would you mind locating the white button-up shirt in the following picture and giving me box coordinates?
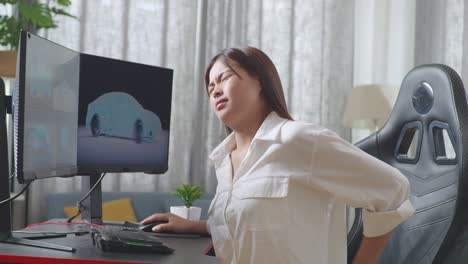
[207,112,414,264]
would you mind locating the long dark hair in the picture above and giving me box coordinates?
[204,47,293,122]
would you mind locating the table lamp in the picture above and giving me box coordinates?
[342,84,395,131]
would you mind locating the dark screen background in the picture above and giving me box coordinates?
[78,54,173,130]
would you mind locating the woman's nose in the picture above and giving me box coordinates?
[213,86,222,98]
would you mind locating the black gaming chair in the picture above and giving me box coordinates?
[346,64,468,264]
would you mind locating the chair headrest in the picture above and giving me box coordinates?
[376,64,465,177]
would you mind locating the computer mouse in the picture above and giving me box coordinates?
[139,221,167,232]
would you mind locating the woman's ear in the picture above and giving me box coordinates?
[256,78,263,93]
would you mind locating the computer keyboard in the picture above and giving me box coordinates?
[90,225,174,254]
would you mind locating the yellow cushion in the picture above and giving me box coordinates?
[64,198,137,222]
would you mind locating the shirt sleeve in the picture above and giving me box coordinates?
[301,128,415,237]
[206,221,211,235]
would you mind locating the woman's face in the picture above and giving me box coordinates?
[207,59,263,127]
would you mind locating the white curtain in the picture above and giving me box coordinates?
[352,0,466,119]
[413,0,464,75]
[19,0,355,223]
[351,0,416,143]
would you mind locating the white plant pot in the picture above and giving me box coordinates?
[170,206,201,221]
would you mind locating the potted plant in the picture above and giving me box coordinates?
[171,184,204,221]
[0,0,75,77]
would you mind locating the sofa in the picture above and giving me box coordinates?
[47,192,214,222]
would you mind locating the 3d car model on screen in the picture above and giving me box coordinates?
[85,92,162,143]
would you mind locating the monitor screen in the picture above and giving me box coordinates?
[77,54,173,174]
[14,31,80,183]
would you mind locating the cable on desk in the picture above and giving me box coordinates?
[0,180,32,205]
[67,173,106,223]
[25,221,104,229]
[9,172,15,181]
[13,230,85,235]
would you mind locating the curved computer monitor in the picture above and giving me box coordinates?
[14,31,80,183]
[14,31,173,183]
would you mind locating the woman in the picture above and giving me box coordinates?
[141,47,414,264]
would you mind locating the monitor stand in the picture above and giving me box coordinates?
[81,173,103,225]
[0,77,75,252]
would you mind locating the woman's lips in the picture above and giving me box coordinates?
[215,99,228,110]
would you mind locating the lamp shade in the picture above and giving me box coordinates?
[0,51,17,78]
[342,84,395,129]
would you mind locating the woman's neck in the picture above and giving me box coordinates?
[232,110,271,151]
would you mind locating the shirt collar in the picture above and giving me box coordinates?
[209,111,288,165]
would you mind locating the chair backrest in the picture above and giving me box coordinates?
[347,64,468,264]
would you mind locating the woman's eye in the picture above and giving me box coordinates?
[222,74,232,82]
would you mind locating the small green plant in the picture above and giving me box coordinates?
[174,184,204,208]
[0,0,76,50]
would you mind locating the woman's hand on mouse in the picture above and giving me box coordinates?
[140,213,207,234]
